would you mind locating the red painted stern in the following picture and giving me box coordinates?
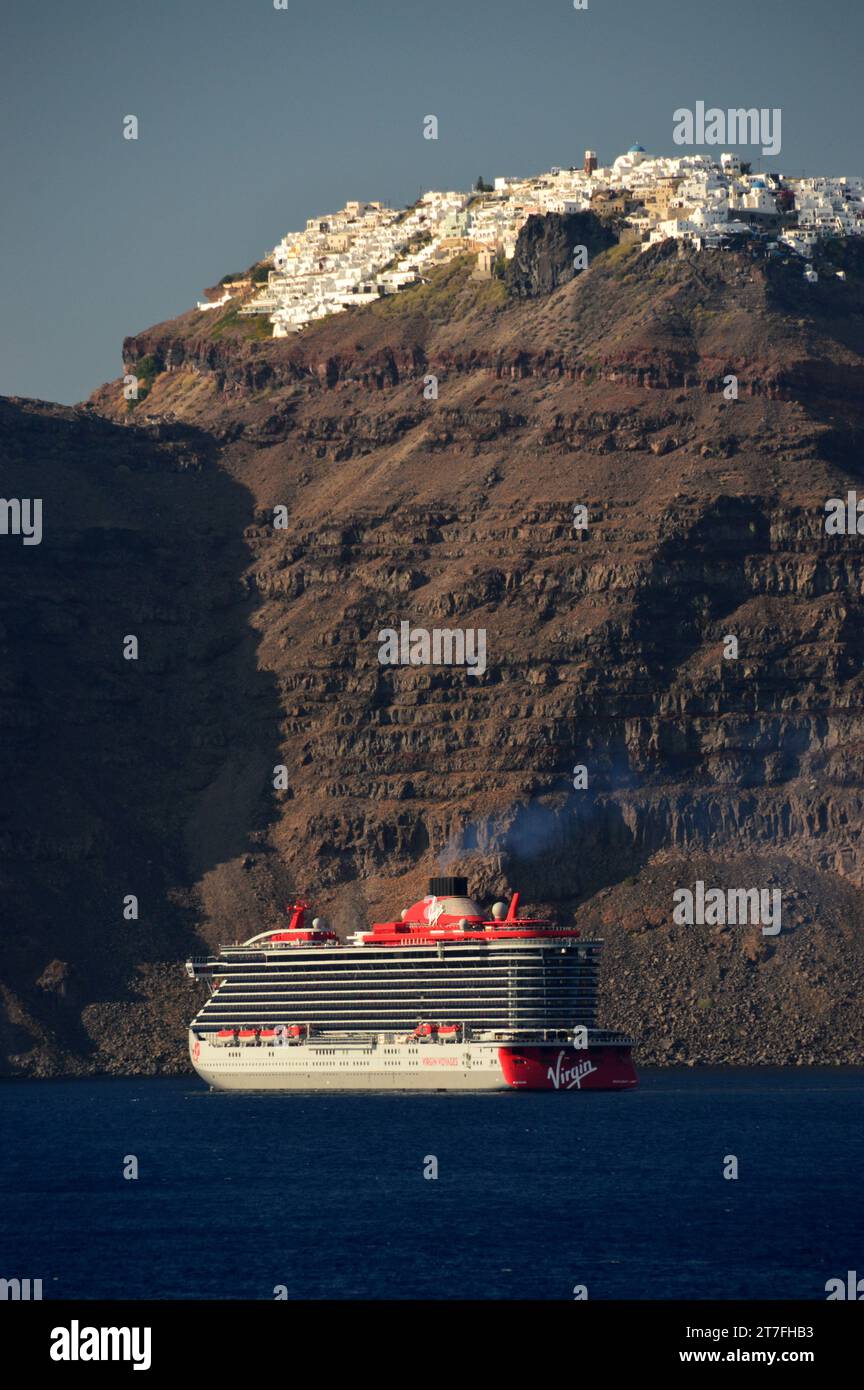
[499,1045,638,1091]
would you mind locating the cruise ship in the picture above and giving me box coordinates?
[184,876,638,1091]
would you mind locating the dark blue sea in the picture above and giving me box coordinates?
[2,1069,862,1301]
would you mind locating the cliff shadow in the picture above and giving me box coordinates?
[0,399,287,1069]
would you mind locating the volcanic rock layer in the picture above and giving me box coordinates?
[3,229,864,1073]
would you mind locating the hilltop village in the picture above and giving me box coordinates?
[198,145,864,335]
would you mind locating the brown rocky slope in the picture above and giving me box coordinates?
[3,225,864,1074]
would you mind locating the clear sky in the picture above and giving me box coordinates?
[1,0,862,405]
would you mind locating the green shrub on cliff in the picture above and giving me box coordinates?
[125,353,160,409]
[208,304,273,341]
[370,256,505,321]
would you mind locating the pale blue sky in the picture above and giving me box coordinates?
[1,0,861,404]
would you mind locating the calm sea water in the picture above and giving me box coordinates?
[2,1069,862,1301]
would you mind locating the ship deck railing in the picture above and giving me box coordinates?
[192,1025,636,1046]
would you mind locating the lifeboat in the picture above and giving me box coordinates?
[414,1021,461,1040]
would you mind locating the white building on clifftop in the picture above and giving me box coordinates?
[203,146,863,335]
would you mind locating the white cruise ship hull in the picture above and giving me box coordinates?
[191,1033,509,1090]
[189,1032,638,1092]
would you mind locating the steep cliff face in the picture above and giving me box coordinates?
[505,211,617,297]
[0,401,288,1073]
[4,231,864,1074]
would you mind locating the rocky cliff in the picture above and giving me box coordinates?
[505,210,617,297]
[3,224,864,1074]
